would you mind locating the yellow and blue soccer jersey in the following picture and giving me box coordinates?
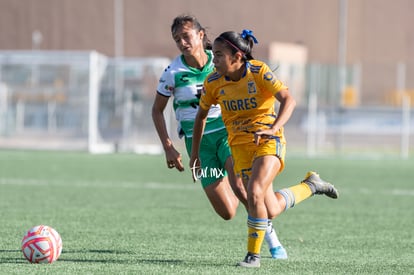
[200,60,288,145]
[157,50,225,138]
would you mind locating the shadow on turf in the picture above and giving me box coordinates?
[62,249,132,254]
[0,249,29,264]
[60,249,183,265]
[0,249,228,267]
[0,249,183,265]
[59,258,183,265]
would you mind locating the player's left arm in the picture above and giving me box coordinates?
[273,89,296,131]
[254,64,296,144]
[255,89,296,145]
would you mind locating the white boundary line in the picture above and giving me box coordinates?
[1,178,414,196]
[0,178,199,190]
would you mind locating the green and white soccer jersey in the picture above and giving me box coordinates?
[157,50,225,138]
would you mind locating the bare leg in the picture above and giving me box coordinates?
[247,156,280,218]
[203,175,240,220]
[224,156,248,209]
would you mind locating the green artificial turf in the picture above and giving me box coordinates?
[0,150,413,274]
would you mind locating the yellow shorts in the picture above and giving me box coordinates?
[231,137,286,182]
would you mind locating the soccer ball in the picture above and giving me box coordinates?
[21,225,62,263]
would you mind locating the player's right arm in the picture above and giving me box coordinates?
[152,92,184,171]
[189,105,209,181]
[190,79,217,180]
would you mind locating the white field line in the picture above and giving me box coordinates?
[0,178,414,196]
[390,189,414,196]
[0,178,198,190]
[1,178,414,196]
[352,187,414,196]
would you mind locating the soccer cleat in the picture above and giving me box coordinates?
[302,171,338,199]
[270,246,288,259]
[238,253,261,268]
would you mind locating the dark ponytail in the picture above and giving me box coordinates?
[215,29,258,61]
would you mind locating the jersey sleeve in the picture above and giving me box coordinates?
[156,65,175,97]
[199,78,217,110]
[259,63,288,96]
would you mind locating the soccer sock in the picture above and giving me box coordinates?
[277,183,312,211]
[264,220,282,249]
[247,216,267,255]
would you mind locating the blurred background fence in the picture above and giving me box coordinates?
[0,50,412,158]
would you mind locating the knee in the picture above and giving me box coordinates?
[267,193,286,218]
[218,209,236,221]
[248,183,265,199]
[267,203,284,219]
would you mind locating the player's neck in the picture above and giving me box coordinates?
[227,63,246,81]
[184,50,207,69]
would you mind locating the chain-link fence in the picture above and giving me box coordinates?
[0,51,412,158]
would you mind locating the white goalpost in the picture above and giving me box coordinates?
[87,51,114,153]
[0,51,176,154]
[0,50,114,153]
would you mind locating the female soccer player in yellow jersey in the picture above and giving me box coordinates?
[190,29,338,268]
[152,16,288,259]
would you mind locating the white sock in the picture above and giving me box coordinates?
[264,220,282,248]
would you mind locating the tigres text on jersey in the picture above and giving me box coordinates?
[200,60,288,145]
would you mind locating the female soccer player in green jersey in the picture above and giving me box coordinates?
[152,15,287,259]
[190,29,338,268]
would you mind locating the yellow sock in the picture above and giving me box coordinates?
[289,183,312,204]
[247,216,267,255]
[277,183,312,210]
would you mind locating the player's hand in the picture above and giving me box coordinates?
[189,155,201,182]
[254,129,275,145]
[165,146,184,171]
